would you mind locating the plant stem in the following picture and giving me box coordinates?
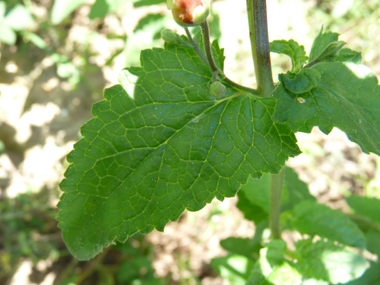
[246,0,283,239]
[184,27,210,66]
[246,0,274,97]
[270,168,284,239]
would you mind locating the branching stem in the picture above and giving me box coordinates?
[185,24,260,95]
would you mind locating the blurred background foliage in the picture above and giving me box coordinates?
[0,0,379,284]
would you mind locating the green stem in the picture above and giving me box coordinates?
[246,0,281,240]
[184,27,210,66]
[270,168,284,239]
[246,0,274,97]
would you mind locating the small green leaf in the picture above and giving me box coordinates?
[247,240,302,285]
[58,33,300,260]
[270,39,308,73]
[347,196,380,224]
[307,41,346,66]
[279,68,321,94]
[308,28,361,65]
[295,239,369,284]
[309,28,339,62]
[273,62,380,156]
[90,0,123,19]
[293,201,366,249]
[51,0,86,25]
[211,254,255,285]
[335,48,362,64]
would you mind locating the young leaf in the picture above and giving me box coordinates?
[58,35,300,260]
[346,196,380,223]
[293,201,366,249]
[309,28,361,65]
[270,40,308,73]
[279,68,321,94]
[247,240,302,285]
[294,239,369,284]
[309,28,339,62]
[273,62,380,156]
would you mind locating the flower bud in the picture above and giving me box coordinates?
[161,29,178,44]
[167,0,210,27]
[210,81,226,98]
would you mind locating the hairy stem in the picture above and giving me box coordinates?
[246,0,283,239]
[246,0,274,97]
[270,168,284,239]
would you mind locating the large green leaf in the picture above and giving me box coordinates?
[294,239,369,284]
[293,201,366,249]
[273,62,380,156]
[58,34,300,260]
[347,196,380,224]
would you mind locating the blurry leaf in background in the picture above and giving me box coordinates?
[51,0,86,25]
[133,0,166,8]
[247,240,302,285]
[89,0,124,19]
[294,239,369,284]
[134,13,165,33]
[346,196,380,223]
[293,201,366,249]
[220,237,261,259]
[282,167,316,211]
[239,174,272,213]
[3,4,34,31]
[211,254,255,285]
[0,3,34,45]
[237,167,315,219]
[0,139,4,155]
[23,32,47,49]
[237,191,268,224]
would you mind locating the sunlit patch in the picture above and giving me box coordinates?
[297,97,306,104]
[346,62,372,79]
[118,69,139,99]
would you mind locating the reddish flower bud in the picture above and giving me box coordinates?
[167,0,210,27]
